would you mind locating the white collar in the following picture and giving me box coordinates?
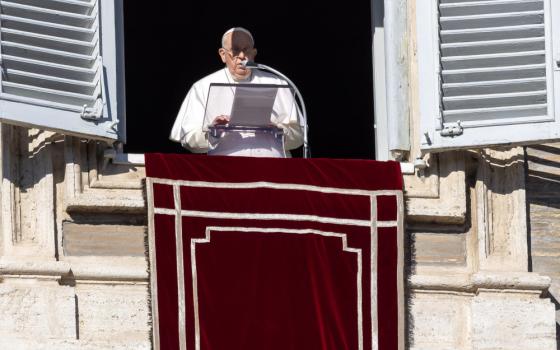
[224,67,253,83]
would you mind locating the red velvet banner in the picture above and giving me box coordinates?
[146,154,404,350]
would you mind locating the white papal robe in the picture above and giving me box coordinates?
[169,68,303,157]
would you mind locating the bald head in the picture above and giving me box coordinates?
[221,27,254,47]
[218,27,257,81]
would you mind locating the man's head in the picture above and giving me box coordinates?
[218,27,257,81]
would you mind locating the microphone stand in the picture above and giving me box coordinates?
[243,61,310,158]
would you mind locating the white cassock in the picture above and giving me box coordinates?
[169,68,303,157]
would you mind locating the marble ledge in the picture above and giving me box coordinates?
[0,259,148,282]
[410,272,551,294]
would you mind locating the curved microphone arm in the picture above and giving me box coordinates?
[244,61,310,158]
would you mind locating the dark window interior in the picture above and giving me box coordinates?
[123,2,375,159]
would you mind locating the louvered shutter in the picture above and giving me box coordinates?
[0,0,124,142]
[417,0,560,152]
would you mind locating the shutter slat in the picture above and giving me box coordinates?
[440,11,544,30]
[2,28,97,55]
[2,41,96,67]
[441,36,544,56]
[442,64,546,83]
[6,69,97,95]
[3,0,94,15]
[441,24,544,42]
[3,81,97,106]
[443,77,546,96]
[0,14,96,41]
[440,0,543,17]
[438,0,548,125]
[2,55,97,81]
[440,0,528,2]
[1,1,96,27]
[442,104,548,123]
[442,90,547,110]
[442,51,545,70]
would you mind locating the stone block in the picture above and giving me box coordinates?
[63,223,146,257]
[472,291,556,350]
[0,279,76,341]
[410,291,471,350]
[75,282,150,343]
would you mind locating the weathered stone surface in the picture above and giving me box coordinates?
[0,126,152,349]
[0,279,76,341]
[475,147,528,272]
[409,291,471,350]
[0,337,150,350]
[410,232,466,266]
[63,223,146,257]
[404,152,468,224]
[472,291,556,350]
[75,283,150,343]
[410,290,556,350]
[526,143,560,346]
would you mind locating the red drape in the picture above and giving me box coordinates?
[146,154,404,350]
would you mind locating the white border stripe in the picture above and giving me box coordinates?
[190,238,201,350]
[174,185,187,350]
[153,208,397,228]
[370,195,378,350]
[146,178,161,350]
[191,226,363,350]
[396,192,405,350]
[151,178,400,197]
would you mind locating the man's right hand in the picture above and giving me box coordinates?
[212,115,230,126]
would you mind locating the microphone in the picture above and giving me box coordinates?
[241,59,259,68]
[239,60,310,158]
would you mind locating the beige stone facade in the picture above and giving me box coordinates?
[0,125,149,349]
[0,128,557,349]
[1,1,559,349]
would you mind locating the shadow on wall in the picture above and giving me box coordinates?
[525,143,560,349]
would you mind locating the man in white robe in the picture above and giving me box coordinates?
[169,27,303,157]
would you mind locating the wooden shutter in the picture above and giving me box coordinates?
[417,0,560,152]
[0,0,124,141]
[440,0,548,123]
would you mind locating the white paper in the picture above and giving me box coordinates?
[229,86,279,126]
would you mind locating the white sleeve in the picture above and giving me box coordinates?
[271,87,304,150]
[169,84,209,153]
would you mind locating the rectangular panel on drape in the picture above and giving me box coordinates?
[145,154,404,350]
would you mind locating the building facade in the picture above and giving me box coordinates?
[0,0,559,349]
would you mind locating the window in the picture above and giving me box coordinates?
[417,0,560,152]
[0,0,124,142]
[0,0,375,155]
[122,3,375,158]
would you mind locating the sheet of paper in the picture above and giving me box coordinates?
[229,85,278,126]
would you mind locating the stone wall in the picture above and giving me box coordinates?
[0,125,150,349]
[405,148,556,350]
[0,125,557,349]
[526,143,560,348]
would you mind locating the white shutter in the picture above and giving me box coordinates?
[417,0,560,152]
[0,0,124,142]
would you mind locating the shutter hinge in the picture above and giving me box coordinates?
[440,121,463,137]
[80,97,103,120]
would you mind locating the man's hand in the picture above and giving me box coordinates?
[212,115,230,126]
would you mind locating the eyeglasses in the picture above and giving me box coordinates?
[222,47,254,58]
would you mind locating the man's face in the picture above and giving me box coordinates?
[219,31,257,80]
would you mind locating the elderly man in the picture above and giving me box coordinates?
[169,27,303,157]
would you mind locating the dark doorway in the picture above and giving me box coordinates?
[123,1,375,159]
